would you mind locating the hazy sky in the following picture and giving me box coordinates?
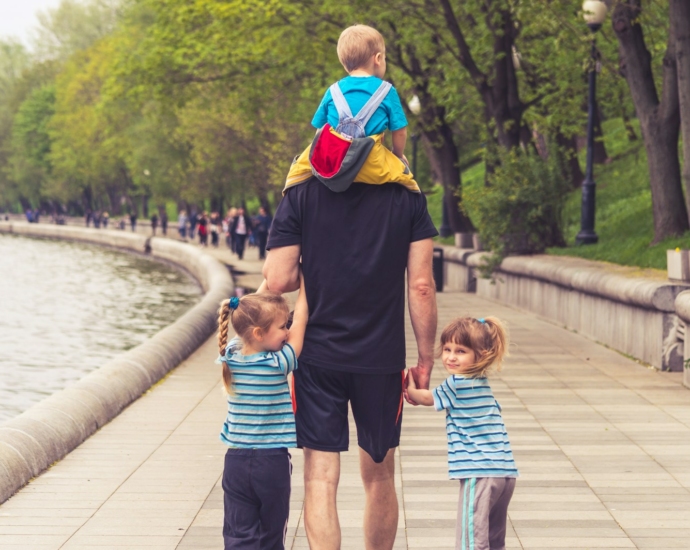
[1,0,63,46]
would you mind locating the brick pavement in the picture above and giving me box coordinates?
[0,245,689,549]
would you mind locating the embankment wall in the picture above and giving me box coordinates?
[0,222,233,503]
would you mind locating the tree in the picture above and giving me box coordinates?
[672,0,690,224]
[31,0,121,62]
[8,85,55,207]
[613,0,688,241]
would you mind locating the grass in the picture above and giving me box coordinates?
[549,118,689,270]
[427,118,688,270]
[426,162,485,246]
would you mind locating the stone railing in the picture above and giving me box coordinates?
[673,292,690,387]
[441,247,690,377]
[0,221,233,503]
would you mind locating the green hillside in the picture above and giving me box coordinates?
[428,119,688,270]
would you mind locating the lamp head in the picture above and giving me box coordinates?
[408,95,421,116]
[583,0,607,32]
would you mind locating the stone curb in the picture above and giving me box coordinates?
[441,247,686,312]
[675,291,690,323]
[0,221,234,504]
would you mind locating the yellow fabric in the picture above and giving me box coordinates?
[284,132,420,194]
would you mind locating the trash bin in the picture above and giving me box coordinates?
[433,247,444,292]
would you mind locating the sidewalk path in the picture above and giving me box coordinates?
[1,244,689,549]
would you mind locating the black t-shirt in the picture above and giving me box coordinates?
[267,180,438,374]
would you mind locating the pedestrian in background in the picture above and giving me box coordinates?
[254,206,272,260]
[189,210,198,239]
[225,207,238,252]
[151,213,159,235]
[161,211,168,236]
[178,210,188,239]
[210,212,220,248]
[198,212,208,246]
[231,207,252,260]
[130,212,137,232]
[103,211,109,228]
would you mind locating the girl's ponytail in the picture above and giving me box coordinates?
[480,316,508,373]
[217,300,234,394]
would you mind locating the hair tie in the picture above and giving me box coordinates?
[477,318,486,324]
[229,296,240,311]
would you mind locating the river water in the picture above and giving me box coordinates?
[0,233,202,423]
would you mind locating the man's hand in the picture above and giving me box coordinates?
[404,361,433,405]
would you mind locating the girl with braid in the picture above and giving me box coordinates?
[216,274,308,550]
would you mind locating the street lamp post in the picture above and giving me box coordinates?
[407,94,452,238]
[576,0,607,245]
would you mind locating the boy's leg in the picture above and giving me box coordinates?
[223,449,261,550]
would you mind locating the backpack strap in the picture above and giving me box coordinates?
[353,81,392,129]
[329,83,353,121]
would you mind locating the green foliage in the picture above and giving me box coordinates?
[8,85,55,204]
[549,118,688,270]
[465,145,569,273]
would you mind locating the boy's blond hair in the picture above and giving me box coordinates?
[337,25,385,73]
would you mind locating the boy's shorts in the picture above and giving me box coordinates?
[292,361,404,463]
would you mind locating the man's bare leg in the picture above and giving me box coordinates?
[360,448,398,550]
[304,448,341,549]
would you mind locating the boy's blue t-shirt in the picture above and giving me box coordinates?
[311,75,408,136]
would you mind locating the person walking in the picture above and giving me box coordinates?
[189,210,198,239]
[254,206,272,260]
[150,213,159,235]
[102,211,109,228]
[210,212,220,247]
[225,207,238,252]
[198,212,208,246]
[178,210,188,240]
[161,211,168,236]
[231,207,252,260]
[263,153,438,549]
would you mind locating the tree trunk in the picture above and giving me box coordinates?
[613,1,688,242]
[555,132,585,188]
[672,0,690,225]
[482,7,524,150]
[419,103,474,233]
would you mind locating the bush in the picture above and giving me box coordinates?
[464,145,569,275]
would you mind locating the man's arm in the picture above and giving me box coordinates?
[406,238,437,403]
[262,244,301,293]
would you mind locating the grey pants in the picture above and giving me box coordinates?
[456,477,516,550]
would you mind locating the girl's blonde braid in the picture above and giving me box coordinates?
[217,299,234,393]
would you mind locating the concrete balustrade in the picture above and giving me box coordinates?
[0,221,233,503]
[442,247,690,376]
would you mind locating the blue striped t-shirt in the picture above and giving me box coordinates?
[217,337,297,449]
[433,375,518,480]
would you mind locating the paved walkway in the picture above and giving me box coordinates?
[1,244,689,549]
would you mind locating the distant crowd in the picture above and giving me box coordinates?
[176,207,272,260]
[18,204,273,261]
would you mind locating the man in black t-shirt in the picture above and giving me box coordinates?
[264,179,438,550]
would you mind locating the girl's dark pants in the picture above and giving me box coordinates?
[222,448,291,550]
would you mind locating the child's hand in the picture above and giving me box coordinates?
[406,369,417,389]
